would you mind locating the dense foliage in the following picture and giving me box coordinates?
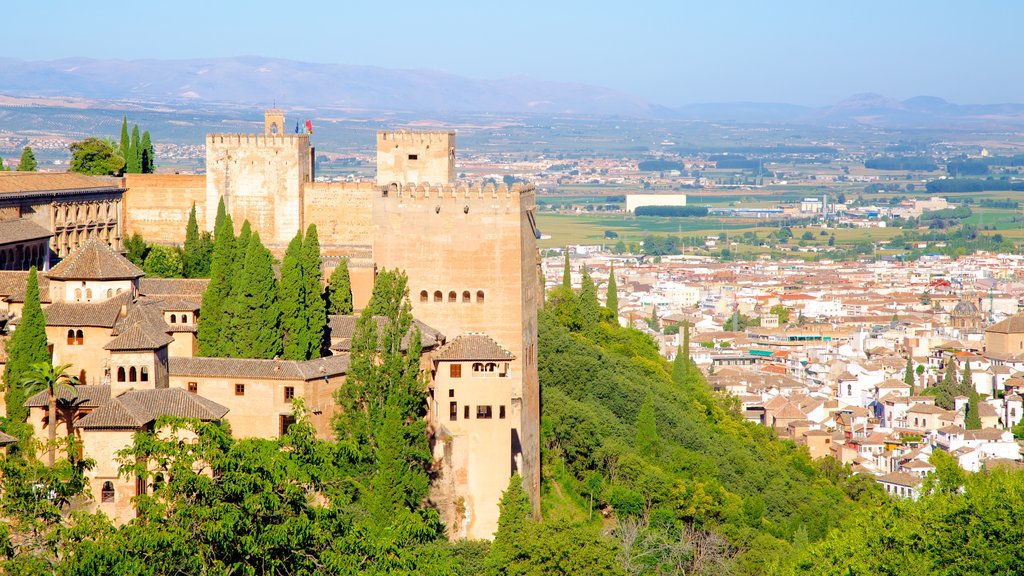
[634,205,709,217]
[925,177,1024,193]
[1,267,50,451]
[68,138,124,176]
[17,146,37,171]
[864,156,937,171]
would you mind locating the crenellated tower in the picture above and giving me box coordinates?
[376,131,456,186]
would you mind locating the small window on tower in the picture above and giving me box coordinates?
[464,405,470,419]
[284,386,295,401]
[499,405,506,419]
[450,402,458,421]
[187,382,197,394]
[476,406,493,419]
[408,154,418,160]
[450,364,462,378]
[235,384,245,396]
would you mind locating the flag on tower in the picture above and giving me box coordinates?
[306,120,313,135]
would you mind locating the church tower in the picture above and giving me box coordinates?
[264,109,286,135]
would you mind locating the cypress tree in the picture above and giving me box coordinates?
[119,116,130,163]
[962,361,973,397]
[635,392,659,458]
[219,221,252,356]
[140,130,154,173]
[197,200,234,356]
[127,125,141,174]
[966,388,982,430]
[577,265,600,330]
[183,203,200,277]
[17,146,37,171]
[2,268,51,448]
[904,357,915,394]
[279,231,307,360]
[326,257,353,315]
[606,264,618,316]
[486,473,533,572]
[562,248,571,289]
[227,232,281,359]
[301,224,325,360]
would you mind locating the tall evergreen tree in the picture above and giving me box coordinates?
[934,361,959,410]
[606,263,618,316]
[2,268,51,449]
[119,116,130,163]
[279,231,307,361]
[197,200,234,356]
[127,125,141,174]
[577,266,600,329]
[301,224,325,360]
[226,232,281,359]
[962,361,973,396]
[486,473,533,573]
[182,203,200,277]
[562,248,571,289]
[635,392,659,458]
[326,258,353,315]
[682,319,691,378]
[904,356,915,394]
[17,146,37,171]
[0,157,7,171]
[966,387,982,430]
[140,130,154,173]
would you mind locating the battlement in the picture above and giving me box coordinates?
[378,131,456,145]
[207,133,309,147]
[380,182,535,206]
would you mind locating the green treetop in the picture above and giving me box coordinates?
[326,258,353,315]
[2,267,52,449]
[486,473,533,573]
[635,392,659,459]
[127,124,141,174]
[140,130,154,173]
[577,266,600,329]
[301,224,325,360]
[606,264,618,316]
[182,203,213,278]
[69,137,125,176]
[904,357,915,393]
[965,387,982,430]
[562,249,571,289]
[962,361,973,395]
[279,231,307,361]
[0,157,7,171]
[119,116,130,162]
[226,231,281,359]
[197,199,234,356]
[17,146,37,171]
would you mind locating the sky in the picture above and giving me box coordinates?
[5,0,1022,106]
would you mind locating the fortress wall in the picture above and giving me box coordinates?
[377,131,455,186]
[205,134,310,250]
[122,174,206,244]
[303,181,375,255]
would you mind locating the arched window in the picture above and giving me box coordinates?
[847,384,852,395]
[476,290,485,304]
[101,481,115,503]
[129,367,137,382]
[140,367,149,382]
[472,362,484,373]
[116,288,122,294]
[106,289,112,298]
[74,288,82,301]
[75,330,84,345]
[170,314,177,324]
[79,369,86,384]
[485,363,497,372]
[433,291,443,302]
[67,329,75,345]
[85,289,92,300]
[448,291,457,303]
[117,367,126,382]
[462,290,470,303]
[419,290,428,303]
[182,314,189,323]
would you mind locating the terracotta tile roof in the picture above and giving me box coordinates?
[75,388,229,429]
[987,314,1024,335]
[44,291,130,328]
[104,322,173,351]
[877,471,923,488]
[169,354,350,381]
[47,239,143,281]
[0,271,52,303]
[0,173,122,195]
[0,218,52,246]
[138,278,209,296]
[24,384,111,408]
[432,332,515,362]
[156,298,200,312]
[327,315,443,352]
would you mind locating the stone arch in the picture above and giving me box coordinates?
[117,367,126,382]
[433,290,443,303]
[462,290,470,303]
[420,290,428,303]
[448,291,457,303]
[129,367,137,382]
[476,290,485,304]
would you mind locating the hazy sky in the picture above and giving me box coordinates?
[6,1,1021,106]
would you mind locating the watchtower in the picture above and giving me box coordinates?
[376,131,456,186]
[264,109,286,136]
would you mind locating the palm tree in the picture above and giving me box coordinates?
[21,362,79,466]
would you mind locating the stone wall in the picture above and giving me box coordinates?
[377,131,455,186]
[122,174,205,244]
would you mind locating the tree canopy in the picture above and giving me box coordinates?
[68,137,124,176]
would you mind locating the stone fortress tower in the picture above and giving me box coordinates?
[121,109,540,539]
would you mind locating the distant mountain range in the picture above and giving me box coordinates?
[2,56,1024,127]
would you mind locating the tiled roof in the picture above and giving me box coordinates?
[327,315,443,352]
[139,278,209,296]
[0,271,52,303]
[0,430,17,445]
[104,322,173,351]
[75,388,229,429]
[432,332,515,362]
[0,218,52,246]
[24,384,111,408]
[987,314,1024,335]
[44,291,130,328]
[47,239,144,280]
[0,173,122,195]
[877,471,923,487]
[169,354,350,381]
[157,298,200,312]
